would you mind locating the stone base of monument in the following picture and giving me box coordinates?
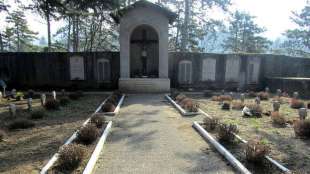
[119,78,170,93]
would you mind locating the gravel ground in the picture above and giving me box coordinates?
[94,94,236,174]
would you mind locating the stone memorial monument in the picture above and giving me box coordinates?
[111,0,177,92]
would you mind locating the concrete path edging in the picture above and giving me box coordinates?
[83,121,113,174]
[40,97,108,174]
[193,121,252,174]
[165,94,200,116]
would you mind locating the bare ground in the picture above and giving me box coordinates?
[191,94,310,174]
[0,94,107,174]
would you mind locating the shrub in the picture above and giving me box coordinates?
[211,96,220,101]
[293,119,310,138]
[102,102,116,112]
[58,144,85,171]
[271,111,286,126]
[175,94,187,103]
[44,99,60,110]
[90,115,105,128]
[68,91,83,100]
[221,102,230,110]
[184,100,199,112]
[232,101,245,110]
[27,89,35,98]
[218,123,238,143]
[0,129,5,141]
[218,95,233,102]
[246,104,263,117]
[257,92,269,100]
[290,98,305,109]
[248,91,257,98]
[8,119,35,130]
[77,124,100,145]
[107,95,118,105]
[203,117,219,131]
[307,103,310,109]
[16,92,24,101]
[112,90,122,99]
[246,139,270,162]
[170,90,180,100]
[59,97,70,106]
[30,109,46,119]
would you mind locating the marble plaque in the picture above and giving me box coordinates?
[70,56,85,80]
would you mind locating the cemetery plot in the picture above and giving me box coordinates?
[0,92,107,173]
[192,91,310,174]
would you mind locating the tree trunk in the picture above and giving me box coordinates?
[46,12,51,52]
[67,17,71,51]
[181,0,190,51]
[0,32,3,52]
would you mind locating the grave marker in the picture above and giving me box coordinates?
[298,108,307,120]
[9,104,16,117]
[273,101,281,111]
[27,98,32,111]
[41,94,46,106]
[52,91,56,100]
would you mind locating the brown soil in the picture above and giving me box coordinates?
[193,95,310,174]
[0,95,107,174]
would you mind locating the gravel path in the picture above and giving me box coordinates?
[94,94,236,174]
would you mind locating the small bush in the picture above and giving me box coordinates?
[271,111,286,126]
[68,91,83,100]
[248,91,257,98]
[77,124,100,145]
[30,109,46,119]
[44,99,60,110]
[256,92,269,100]
[0,129,5,141]
[218,95,233,102]
[170,90,180,100]
[293,119,310,138]
[232,101,245,110]
[211,96,220,101]
[245,104,263,117]
[59,97,70,106]
[27,89,35,98]
[307,103,310,109]
[58,144,85,171]
[102,102,116,112]
[90,115,105,128]
[107,95,118,105]
[112,90,122,99]
[290,98,305,109]
[218,123,238,143]
[221,102,230,110]
[175,94,187,103]
[203,117,219,131]
[246,139,270,163]
[8,119,35,130]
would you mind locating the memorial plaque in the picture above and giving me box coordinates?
[70,56,85,80]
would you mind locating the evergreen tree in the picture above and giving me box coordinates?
[285,2,310,55]
[4,10,38,52]
[224,11,270,53]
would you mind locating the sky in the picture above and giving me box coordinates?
[0,0,308,41]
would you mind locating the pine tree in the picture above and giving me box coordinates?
[285,2,310,55]
[223,11,270,53]
[5,10,37,52]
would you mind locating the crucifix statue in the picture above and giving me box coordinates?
[131,28,158,77]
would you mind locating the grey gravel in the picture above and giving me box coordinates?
[94,94,236,174]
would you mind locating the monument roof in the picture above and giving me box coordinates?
[110,0,177,24]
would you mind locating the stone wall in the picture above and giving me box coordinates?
[1,51,310,92]
[0,52,120,90]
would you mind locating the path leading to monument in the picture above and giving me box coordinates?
[94,94,235,174]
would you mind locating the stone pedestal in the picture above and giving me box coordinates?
[119,78,170,93]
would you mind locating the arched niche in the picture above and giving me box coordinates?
[130,25,159,78]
